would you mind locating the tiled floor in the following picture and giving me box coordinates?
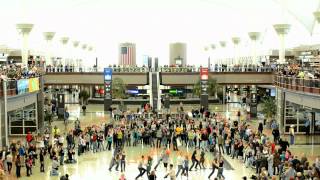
[5,94,320,180]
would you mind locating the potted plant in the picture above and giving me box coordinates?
[261,97,276,128]
[79,90,90,105]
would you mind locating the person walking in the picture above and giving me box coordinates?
[200,149,206,169]
[109,151,118,172]
[135,155,147,180]
[181,155,189,178]
[162,149,170,171]
[208,158,218,179]
[189,150,199,171]
[216,157,225,179]
[153,149,164,171]
[146,156,153,176]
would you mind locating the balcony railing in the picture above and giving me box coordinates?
[45,65,275,73]
[45,66,149,73]
[0,79,19,97]
[274,75,320,95]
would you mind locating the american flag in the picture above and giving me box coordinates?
[119,44,135,66]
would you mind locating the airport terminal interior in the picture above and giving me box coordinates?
[1,0,320,179]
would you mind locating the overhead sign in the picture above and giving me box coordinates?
[104,68,112,99]
[200,67,209,80]
[200,67,209,95]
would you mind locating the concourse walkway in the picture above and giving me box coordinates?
[6,96,320,180]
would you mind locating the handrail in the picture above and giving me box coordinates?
[45,65,275,73]
[274,75,320,95]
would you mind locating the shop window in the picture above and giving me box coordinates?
[8,103,37,135]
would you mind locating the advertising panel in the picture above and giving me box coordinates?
[28,78,40,92]
[17,79,29,94]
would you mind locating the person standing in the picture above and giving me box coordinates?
[25,155,33,177]
[15,155,21,178]
[120,151,126,172]
[305,118,311,135]
[6,152,12,174]
[40,149,45,172]
[217,134,224,154]
[107,134,113,151]
[135,155,147,180]
[59,147,64,165]
[289,125,295,145]
[175,153,184,177]
[267,152,274,177]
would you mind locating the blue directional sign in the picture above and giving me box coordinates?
[104,68,113,99]
[104,68,112,81]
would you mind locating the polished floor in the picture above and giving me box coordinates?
[5,95,320,180]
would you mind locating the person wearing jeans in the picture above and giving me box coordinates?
[120,151,126,172]
[135,156,147,180]
[176,153,184,177]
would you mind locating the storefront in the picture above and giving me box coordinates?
[8,103,38,135]
[284,101,320,134]
[93,85,104,98]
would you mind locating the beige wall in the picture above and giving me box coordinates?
[161,72,274,85]
[7,93,37,112]
[285,90,320,109]
[45,72,274,85]
[44,73,148,85]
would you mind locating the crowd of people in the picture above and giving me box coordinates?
[0,63,43,80]
[45,63,279,74]
[278,64,320,80]
[0,103,319,180]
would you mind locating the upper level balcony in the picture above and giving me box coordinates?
[274,75,320,95]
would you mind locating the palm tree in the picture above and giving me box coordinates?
[79,90,90,105]
[112,77,126,99]
[193,78,222,98]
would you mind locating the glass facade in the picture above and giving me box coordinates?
[8,103,37,135]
